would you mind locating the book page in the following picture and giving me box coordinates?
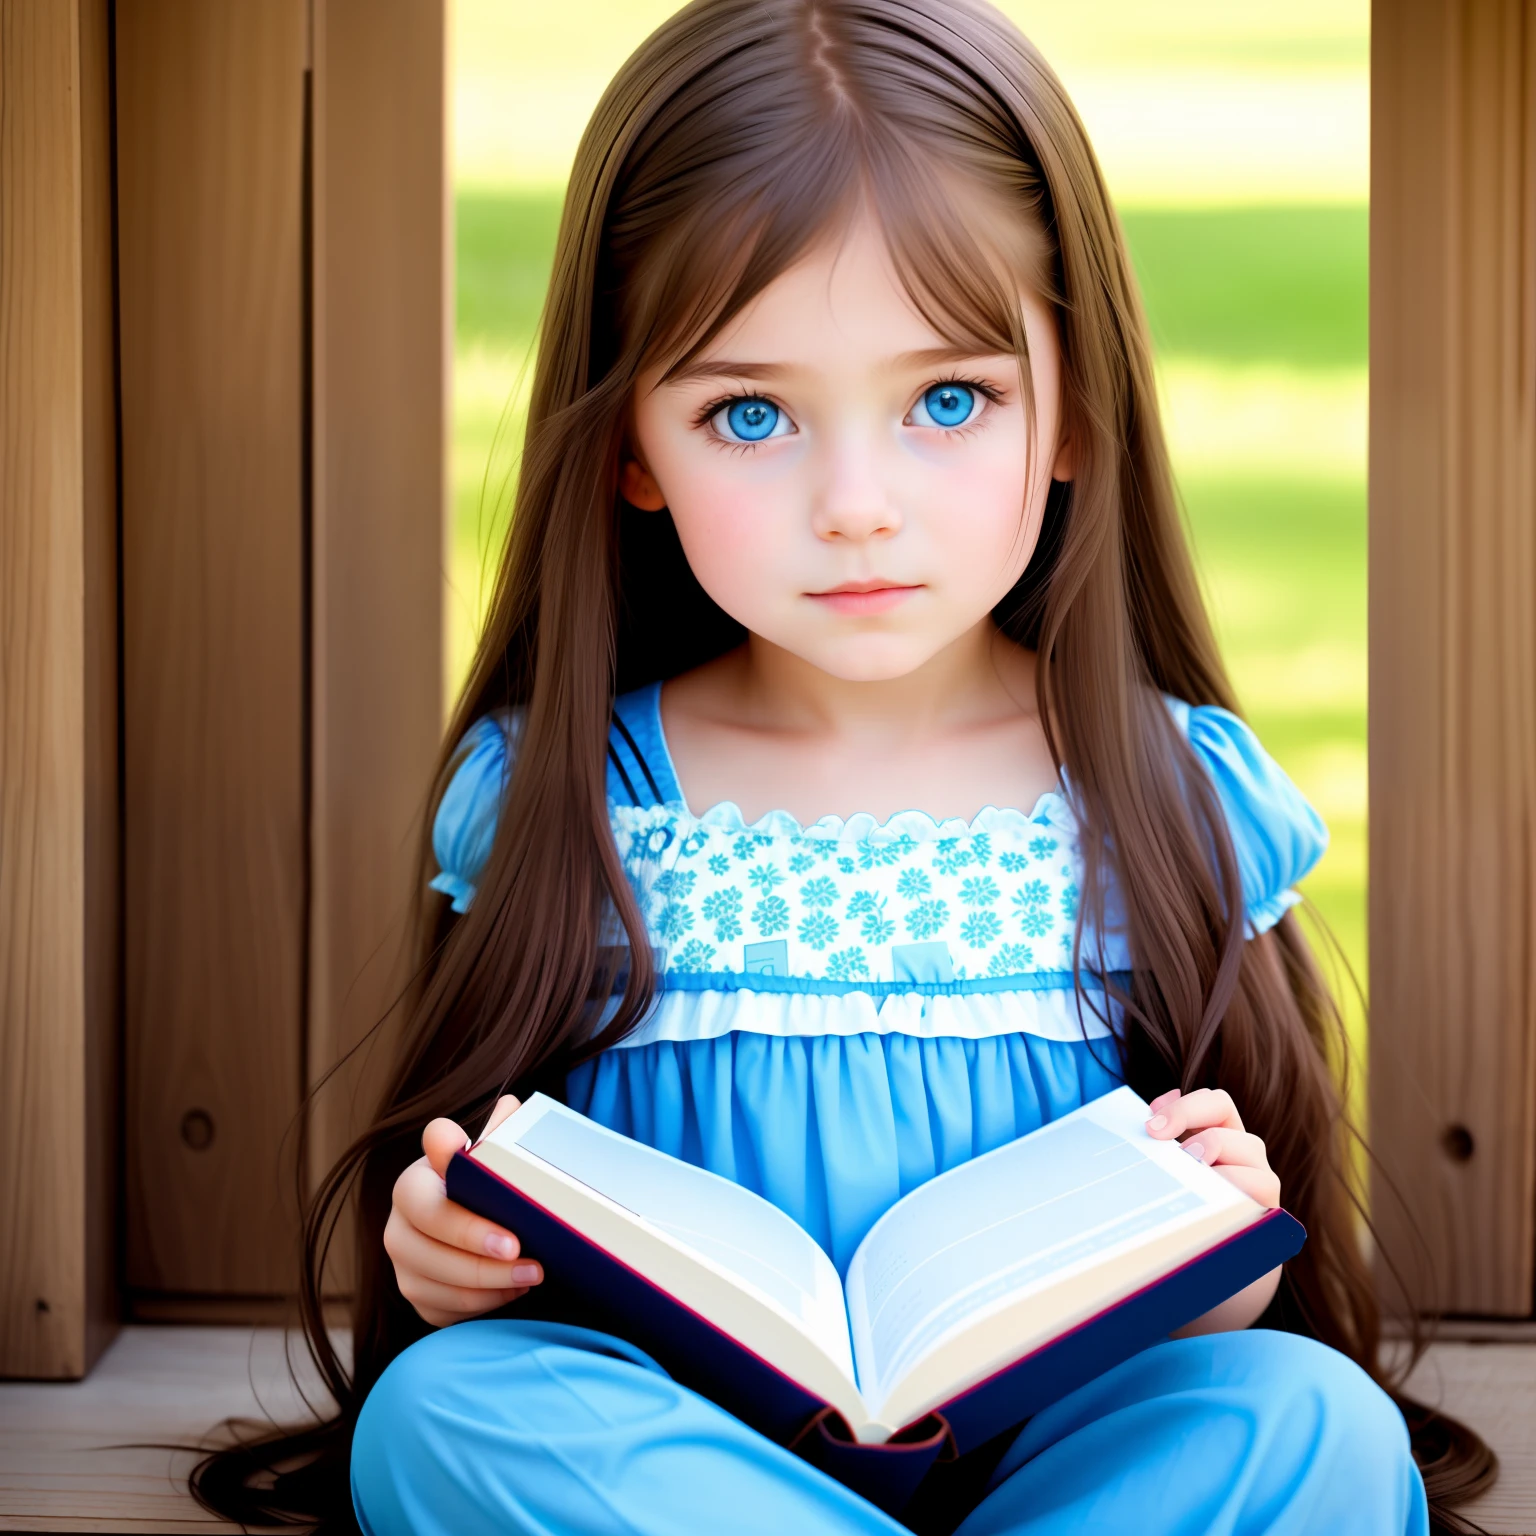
[498,1098,855,1378]
[844,1086,1252,1407]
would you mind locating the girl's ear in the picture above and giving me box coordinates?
[620,455,667,511]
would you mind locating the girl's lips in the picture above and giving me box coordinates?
[807,585,921,615]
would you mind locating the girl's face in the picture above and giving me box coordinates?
[622,206,1071,683]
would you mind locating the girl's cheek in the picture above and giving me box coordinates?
[669,483,797,611]
[913,451,1033,558]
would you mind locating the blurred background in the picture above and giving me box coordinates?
[447,0,1369,1041]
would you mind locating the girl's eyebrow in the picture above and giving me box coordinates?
[894,345,1012,368]
[661,358,790,386]
[662,345,1007,388]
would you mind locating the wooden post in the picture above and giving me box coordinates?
[0,0,120,1377]
[2,0,444,1345]
[308,0,445,1282]
[117,0,309,1299]
[1369,0,1536,1316]
[112,0,444,1316]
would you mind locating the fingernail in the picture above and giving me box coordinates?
[1183,1141,1206,1162]
[1147,1114,1168,1132]
[485,1233,516,1259]
[512,1264,541,1284]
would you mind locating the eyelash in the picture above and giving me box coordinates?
[916,375,1006,438]
[691,375,1007,450]
[691,390,778,455]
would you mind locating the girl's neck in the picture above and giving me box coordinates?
[730,623,1032,741]
[658,623,1062,825]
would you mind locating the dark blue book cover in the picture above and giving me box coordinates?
[448,1141,1304,1514]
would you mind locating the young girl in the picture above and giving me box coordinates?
[198,1,1492,1532]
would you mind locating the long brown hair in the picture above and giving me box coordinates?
[194,2,1494,1530]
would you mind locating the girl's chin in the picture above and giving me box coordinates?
[773,637,956,684]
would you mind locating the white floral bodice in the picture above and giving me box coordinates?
[430,680,1326,1048]
[611,800,1085,989]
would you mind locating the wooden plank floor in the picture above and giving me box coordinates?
[0,1327,336,1534]
[1403,1338,1536,1534]
[0,1327,1532,1532]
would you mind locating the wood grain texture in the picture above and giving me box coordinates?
[117,0,307,1296]
[0,1326,340,1531]
[1403,1343,1536,1532]
[307,0,446,1286]
[1369,0,1536,1315]
[0,0,119,1379]
[77,0,121,1382]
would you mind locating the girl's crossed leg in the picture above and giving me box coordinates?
[351,1320,1427,1536]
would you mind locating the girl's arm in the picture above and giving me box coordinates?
[1143,1087,1285,1338]
[1173,1266,1283,1337]
[385,1094,545,1327]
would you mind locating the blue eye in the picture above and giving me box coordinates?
[912,383,978,429]
[715,397,787,443]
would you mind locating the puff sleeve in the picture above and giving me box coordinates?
[428,711,522,913]
[1165,697,1329,936]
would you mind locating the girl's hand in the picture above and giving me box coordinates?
[1145,1088,1282,1335]
[1144,1087,1281,1207]
[384,1095,543,1328]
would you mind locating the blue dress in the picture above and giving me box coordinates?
[351,681,1427,1536]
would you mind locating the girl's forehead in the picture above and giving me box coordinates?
[707,216,943,348]
[650,202,1037,387]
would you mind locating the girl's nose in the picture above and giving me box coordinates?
[810,434,902,542]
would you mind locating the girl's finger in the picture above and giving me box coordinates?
[482,1094,521,1137]
[1179,1127,1268,1171]
[1206,1162,1282,1209]
[384,1208,542,1292]
[1145,1087,1243,1139]
[422,1097,522,1179]
[395,1269,530,1323]
[393,1156,525,1260]
[422,1116,472,1179]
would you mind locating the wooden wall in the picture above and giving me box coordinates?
[308,0,447,1291]
[117,0,310,1300]
[1370,0,1536,1316]
[1,0,444,1360]
[116,0,445,1314]
[0,0,120,1379]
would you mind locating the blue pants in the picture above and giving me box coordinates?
[352,1320,1428,1535]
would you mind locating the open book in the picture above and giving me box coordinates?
[449,1085,1302,1469]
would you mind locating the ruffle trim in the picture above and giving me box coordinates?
[1246,887,1302,937]
[428,870,476,915]
[598,983,1119,1049]
[609,789,1078,843]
